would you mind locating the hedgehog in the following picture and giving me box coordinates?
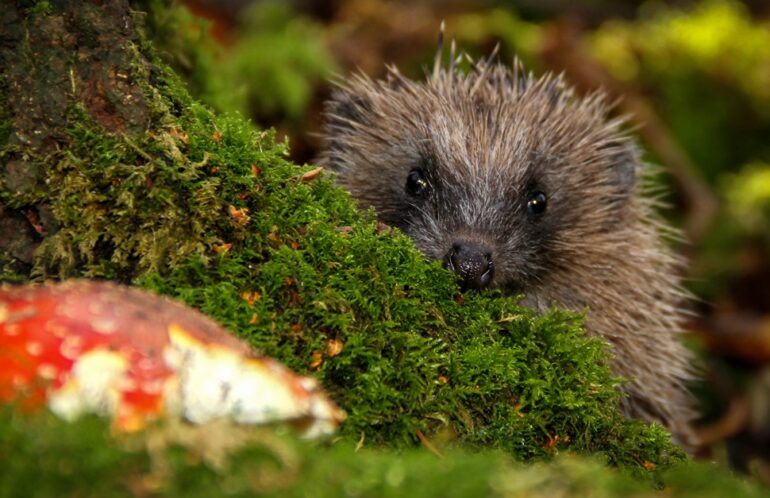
[316,34,697,447]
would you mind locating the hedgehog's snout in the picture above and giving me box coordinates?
[444,241,494,291]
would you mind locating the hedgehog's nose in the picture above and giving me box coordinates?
[444,241,494,291]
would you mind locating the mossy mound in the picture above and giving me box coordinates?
[0,0,690,492]
[3,33,683,479]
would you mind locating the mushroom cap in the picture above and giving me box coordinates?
[0,280,344,436]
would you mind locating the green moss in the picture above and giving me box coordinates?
[142,260,683,482]
[25,2,52,16]
[0,409,148,498]
[0,408,766,498]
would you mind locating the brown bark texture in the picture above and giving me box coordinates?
[0,0,150,277]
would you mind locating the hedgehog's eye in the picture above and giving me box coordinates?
[405,169,429,197]
[527,191,547,215]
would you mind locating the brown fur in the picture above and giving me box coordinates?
[317,43,697,447]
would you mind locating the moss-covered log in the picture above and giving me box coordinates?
[4,1,762,496]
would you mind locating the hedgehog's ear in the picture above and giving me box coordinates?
[327,89,371,133]
[322,89,373,168]
[604,141,638,197]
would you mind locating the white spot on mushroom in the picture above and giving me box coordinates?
[87,301,106,316]
[176,346,244,423]
[12,374,27,388]
[163,344,183,370]
[304,397,347,439]
[37,364,58,380]
[48,349,128,420]
[6,305,37,322]
[141,379,164,395]
[4,323,20,336]
[165,323,343,436]
[119,377,137,392]
[161,375,181,416]
[299,377,319,391]
[44,321,69,338]
[90,318,118,335]
[58,302,81,320]
[26,341,43,357]
[137,357,159,371]
[60,335,84,360]
[226,361,304,425]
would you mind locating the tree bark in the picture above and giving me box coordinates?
[0,0,150,277]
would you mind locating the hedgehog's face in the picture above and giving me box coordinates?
[320,68,639,294]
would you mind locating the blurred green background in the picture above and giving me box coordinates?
[148,0,770,480]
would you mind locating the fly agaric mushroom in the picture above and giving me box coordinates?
[0,280,345,437]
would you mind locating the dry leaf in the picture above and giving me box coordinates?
[228,205,250,226]
[326,338,344,357]
[240,291,261,306]
[310,351,323,370]
[169,127,189,144]
[298,167,323,182]
[213,243,232,254]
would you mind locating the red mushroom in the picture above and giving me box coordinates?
[0,280,345,436]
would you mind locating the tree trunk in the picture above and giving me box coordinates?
[1,0,150,278]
